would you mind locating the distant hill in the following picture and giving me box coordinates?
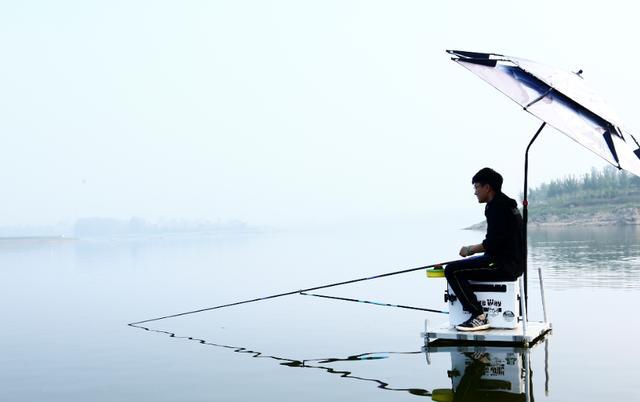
[466,167,640,229]
[0,217,261,239]
[72,217,254,237]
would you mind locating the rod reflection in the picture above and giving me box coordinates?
[130,323,431,397]
[130,323,549,400]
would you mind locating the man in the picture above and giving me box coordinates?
[445,167,524,331]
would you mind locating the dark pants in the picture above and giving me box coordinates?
[444,255,515,317]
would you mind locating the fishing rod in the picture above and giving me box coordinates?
[129,258,461,326]
[299,292,449,314]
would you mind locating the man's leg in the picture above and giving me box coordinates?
[445,256,515,331]
[444,255,493,318]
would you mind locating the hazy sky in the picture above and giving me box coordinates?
[2,1,639,226]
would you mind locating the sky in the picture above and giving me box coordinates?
[2,1,640,227]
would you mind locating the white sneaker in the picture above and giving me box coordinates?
[456,315,489,331]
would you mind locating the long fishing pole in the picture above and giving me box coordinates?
[299,292,449,314]
[129,258,461,326]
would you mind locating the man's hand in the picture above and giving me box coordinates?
[459,243,485,257]
[460,246,473,257]
[459,245,474,257]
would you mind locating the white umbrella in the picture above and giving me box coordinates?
[447,50,640,177]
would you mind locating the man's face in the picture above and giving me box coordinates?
[473,182,492,203]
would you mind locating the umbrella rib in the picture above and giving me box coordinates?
[628,132,640,149]
[524,88,553,110]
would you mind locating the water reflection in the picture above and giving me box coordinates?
[130,323,432,397]
[425,342,549,402]
[529,226,640,289]
[131,323,549,401]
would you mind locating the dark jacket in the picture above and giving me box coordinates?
[482,192,524,279]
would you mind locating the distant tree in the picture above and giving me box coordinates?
[527,166,640,205]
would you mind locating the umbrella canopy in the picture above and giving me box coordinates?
[447,50,640,177]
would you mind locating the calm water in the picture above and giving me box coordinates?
[2,221,640,401]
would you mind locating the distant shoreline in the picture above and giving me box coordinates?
[0,236,75,242]
[464,207,640,230]
[0,217,264,239]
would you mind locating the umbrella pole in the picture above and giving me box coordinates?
[523,122,546,318]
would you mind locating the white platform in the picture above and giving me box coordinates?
[422,320,551,347]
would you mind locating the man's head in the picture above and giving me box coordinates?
[472,167,503,203]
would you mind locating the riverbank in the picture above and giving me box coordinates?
[465,205,640,230]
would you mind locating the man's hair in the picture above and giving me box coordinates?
[472,167,503,192]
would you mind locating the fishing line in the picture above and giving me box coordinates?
[299,292,449,314]
[129,258,460,325]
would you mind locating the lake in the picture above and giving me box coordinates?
[2,220,640,401]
